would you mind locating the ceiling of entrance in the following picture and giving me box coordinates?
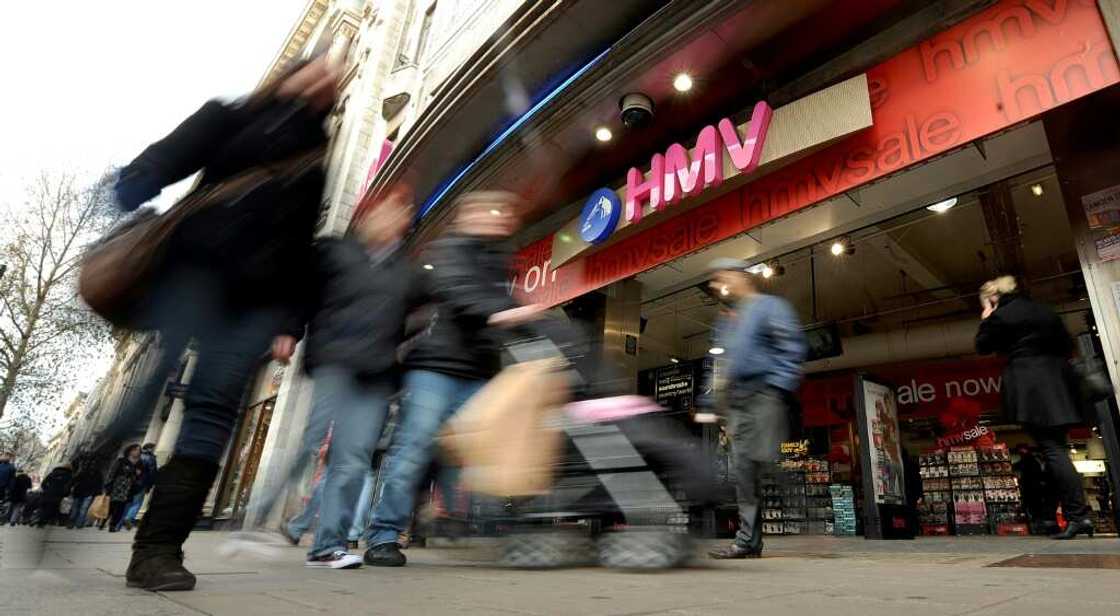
[637,122,1086,369]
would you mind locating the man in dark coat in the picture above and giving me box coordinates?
[0,452,14,503]
[363,191,542,567]
[38,464,74,527]
[7,469,32,526]
[976,276,1093,539]
[70,461,105,528]
[289,187,419,569]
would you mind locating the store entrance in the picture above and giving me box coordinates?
[620,120,1120,538]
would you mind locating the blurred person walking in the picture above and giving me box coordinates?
[6,468,31,526]
[38,463,75,527]
[99,57,339,591]
[119,443,159,530]
[292,188,418,570]
[69,459,104,529]
[0,452,13,504]
[364,191,541,568]
[705,259,807,560]
[976,276,1095,539]
[105,445,143,533]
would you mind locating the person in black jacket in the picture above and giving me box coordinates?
[288,186,418,570]
[0,452,14,503]
[38,464,74,527]
[109,57,338,591]
[976,276,1094,539]
[69,458,105,529]
[7,469,32,526]
[105,445,143,533]
[364,191,542,567]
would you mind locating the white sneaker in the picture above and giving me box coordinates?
[306,550,363,569]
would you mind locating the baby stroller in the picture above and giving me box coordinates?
[493,320,717,570]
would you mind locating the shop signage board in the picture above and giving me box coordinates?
[653,364,695,413]
[853,374,912,540]
[1095,232,1120,262]
[1082,183,1120,229]
[511,0,1120,307]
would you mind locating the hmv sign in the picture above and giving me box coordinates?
[580,101,773,244]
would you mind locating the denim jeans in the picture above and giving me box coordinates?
[367,371,484,547]
[70,496,94,528]
[348,469,377,542]
[308,367,392,557]
[285,472,325,538]
[114,491,144,530]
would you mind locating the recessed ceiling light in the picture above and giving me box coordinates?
[595,126,613,142]
[672,73,693,93]
[830,241,846,256]
[423,264,434,270]
[719,285,730,296]
[761,264,774,279]
[708,346,725,356]
[669,357,680,364]
[489,208,502,216]
[926,197,958,213]
[1031,183,1044,197]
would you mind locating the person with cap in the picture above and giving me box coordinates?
[704,258,807,559]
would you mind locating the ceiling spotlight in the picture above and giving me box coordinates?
[489,208,503,216]
[422,264,434,271]
[672,73,694,93]
[709,346,725,356]
[669,357,680,364]
[761,264,774,279]
[558,233,573,243]
[1031,183,1044,197]
[926,197,958,213]
[595,126,613,142]
[719,285,730,296]
[830,241,848,256]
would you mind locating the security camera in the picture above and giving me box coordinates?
[619,92,654,129]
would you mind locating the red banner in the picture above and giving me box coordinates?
[512,0,1120,305]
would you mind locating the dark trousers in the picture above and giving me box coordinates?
[1025,424,1090,521]
[109,500,129,529]
[727,386,791,549]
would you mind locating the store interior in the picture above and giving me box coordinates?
[582,119,1119,537]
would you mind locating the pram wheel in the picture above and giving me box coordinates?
[499,529,595,569]
[597,527,692,570]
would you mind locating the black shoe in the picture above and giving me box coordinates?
[364,542,407,567]
[1051,519,1095,540]
[127,548,196,591]
[708,543,763,559]
[126,457,219,592]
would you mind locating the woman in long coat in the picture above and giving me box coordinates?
[976,276,1094,539]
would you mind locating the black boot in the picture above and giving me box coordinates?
[1051,518,1095,540]
[126,457,219,591]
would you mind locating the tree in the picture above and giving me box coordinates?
[0,171,121,422]
[0,411,51,471]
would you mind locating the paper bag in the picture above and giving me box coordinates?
[440,359,568,496]
[88,494,111,521]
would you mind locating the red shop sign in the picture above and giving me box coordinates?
[511,0,1120,306]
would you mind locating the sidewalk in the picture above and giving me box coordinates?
[2,526,1118,615]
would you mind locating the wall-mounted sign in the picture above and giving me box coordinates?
[579,188,622,244]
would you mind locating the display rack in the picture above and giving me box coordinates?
[762,458,833,536]
[919,443,1026,536]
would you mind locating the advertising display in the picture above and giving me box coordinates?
[854,375,912,539]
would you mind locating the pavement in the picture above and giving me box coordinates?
[2,526,1119,616]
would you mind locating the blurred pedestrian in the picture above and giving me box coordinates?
[364,191,542,568]
[120,443,159,530]
[105,445,143,533]
[7,469,31,526]
[108,56,338,591]
[976,276,1094,539]
[295,187,418,570]
[705,259,806,560]
[38,463,75,527]
[70,459,104,529]
[0,452,14,504]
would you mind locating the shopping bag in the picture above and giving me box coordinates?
[88,494,111,521]
[440,359,568,496]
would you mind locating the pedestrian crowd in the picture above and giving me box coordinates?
[5,52,1101,595]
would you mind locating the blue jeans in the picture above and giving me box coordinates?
[348,469,376,542]
[118,491,144,528]
[367,371,484,547]
[309,367,392,557]
[70,496,94,528]
[285,472,325,538]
